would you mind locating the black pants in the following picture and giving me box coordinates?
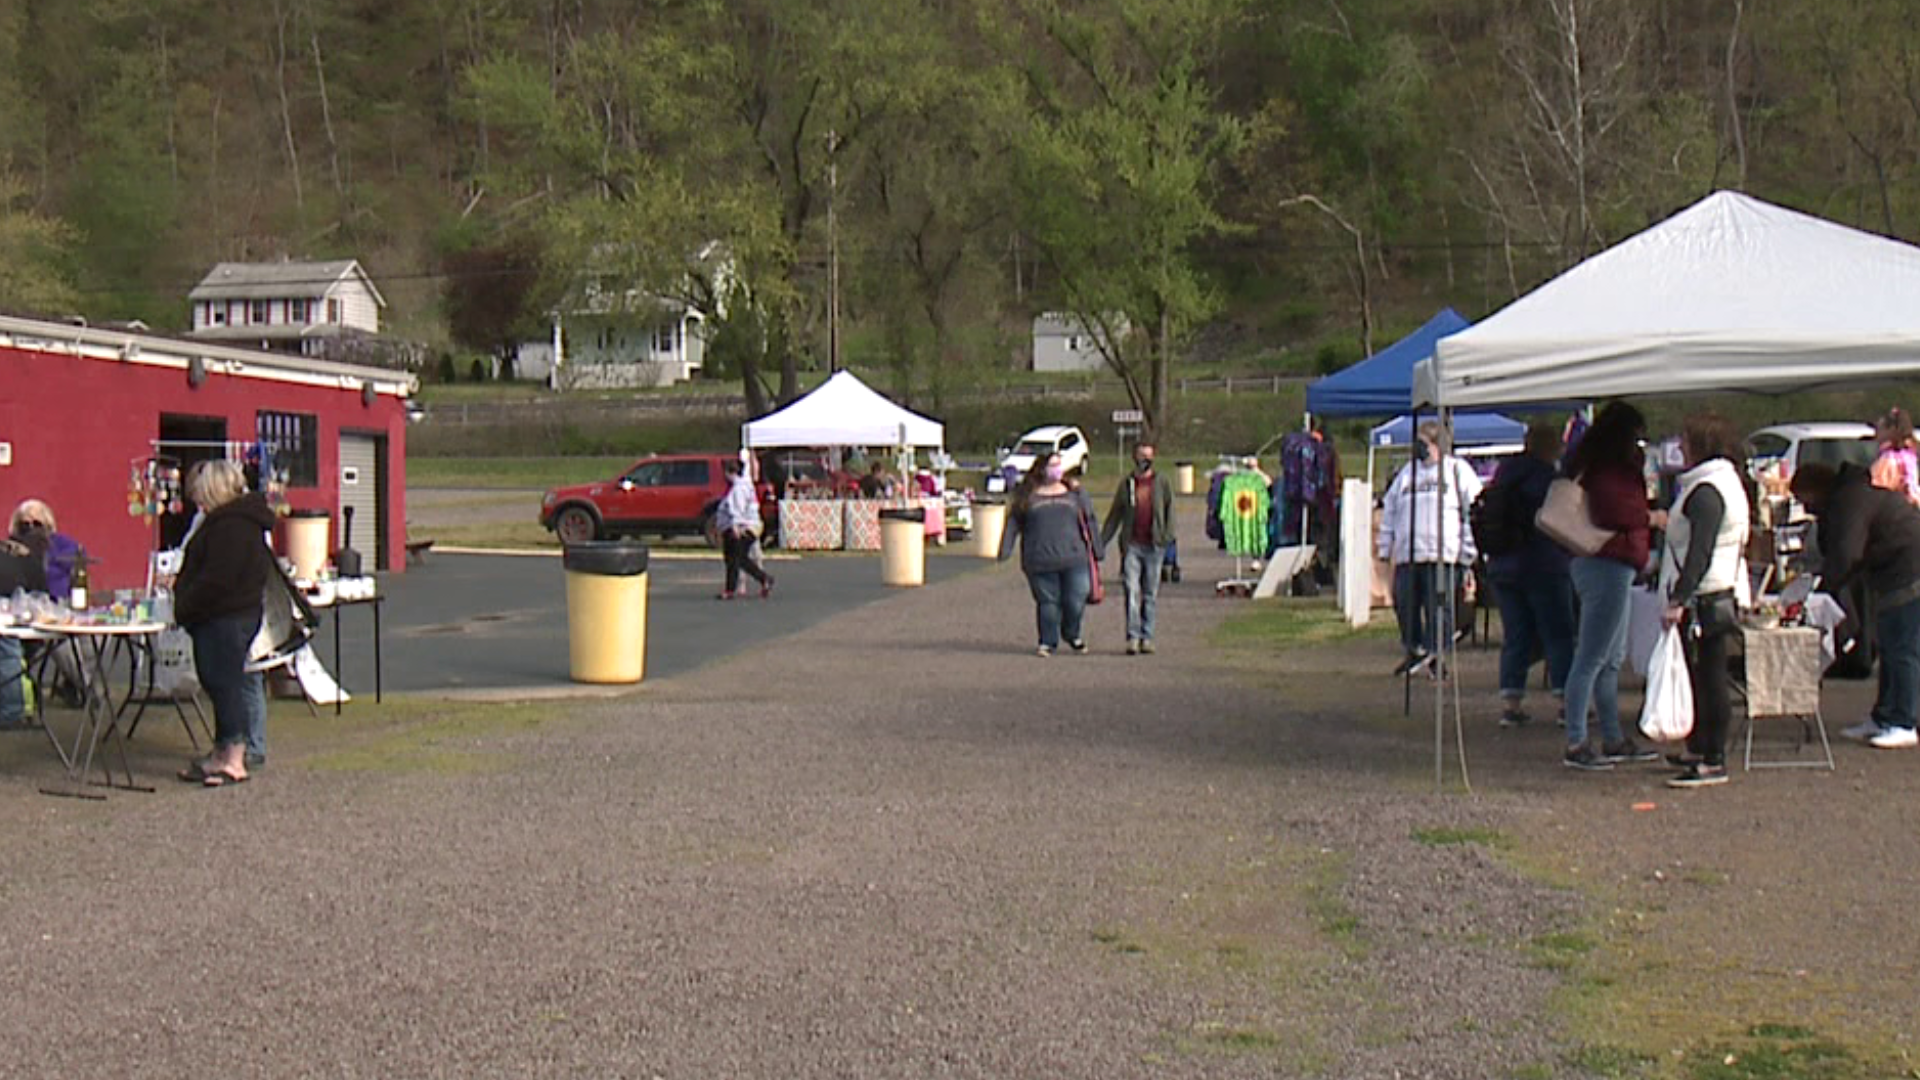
[723,531,770,593]
[1685,622,1735,767]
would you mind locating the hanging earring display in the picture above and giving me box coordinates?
[126,457,185,522]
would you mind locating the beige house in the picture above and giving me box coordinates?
[188,260,387,358]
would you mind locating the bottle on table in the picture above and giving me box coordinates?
[69,549,89,610]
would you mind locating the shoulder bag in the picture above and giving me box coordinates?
[1536,476,1616,557]
[1076,503,1105,605]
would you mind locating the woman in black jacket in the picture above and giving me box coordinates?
[174,460,276,787]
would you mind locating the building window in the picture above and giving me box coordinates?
[256,411,319,488]
[327,298,341,323]
[209,304,226,326]
[288,298,309,323]
[654,324,677,354]
[249,299,269,325]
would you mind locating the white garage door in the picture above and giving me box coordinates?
[339,433,384,569]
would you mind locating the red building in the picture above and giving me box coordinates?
[0,314,416,591]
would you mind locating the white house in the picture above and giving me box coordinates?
[516,244,733,389]
[188,259,386,358]
[1032,312,1125,373]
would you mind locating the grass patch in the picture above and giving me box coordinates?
[304,699,565,775]
[1411,825,1513,850]
[1526,930,1598,972]
[1089,927,1147,955]
[1681,1024,1866,1080]
[1566,1043,1660,1078]
[1304,852,1368,961]
[1212,597,1397,650]
[408,455,631,490]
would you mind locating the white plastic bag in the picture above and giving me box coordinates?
[1639,625,1695,742]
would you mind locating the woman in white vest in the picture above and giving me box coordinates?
[1659,414,1752,788]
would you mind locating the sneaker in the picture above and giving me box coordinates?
[1664,752,1705,768]
[1068,639,1089,654]
[1036,645,1054,658]
[1869,725,1919,749]
[1499,709,1532,728]
[1138,639,1155,655]
[1392,650,1430,676]
[1563,744,1614,771]
[759,576,775,599]
[715,591,736,601]
[1841,718,1886,742]
[1126,639,1141,656]
[1602,736,1662,764]
[1667,763,1729,788]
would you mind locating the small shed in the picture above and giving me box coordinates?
[0,314,417,588]
[1031,312,1123,373]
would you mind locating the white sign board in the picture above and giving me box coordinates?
[1111,408,1145,424]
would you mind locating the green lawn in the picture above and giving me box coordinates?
[407,456,632,489]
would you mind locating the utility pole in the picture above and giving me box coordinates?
[826,129,842,373]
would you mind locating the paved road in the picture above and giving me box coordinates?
[322,549,988,697]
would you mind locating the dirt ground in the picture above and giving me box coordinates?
[1,534,1914,1079]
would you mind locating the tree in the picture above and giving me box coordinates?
[1002,0,1245,437]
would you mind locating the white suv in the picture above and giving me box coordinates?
[1748,422,1877,477]
[987,425,1091,492]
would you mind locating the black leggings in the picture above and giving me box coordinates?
[1685,623,1734,766]
[723,530,770,593]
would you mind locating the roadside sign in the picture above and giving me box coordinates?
[1111,408,1145,424]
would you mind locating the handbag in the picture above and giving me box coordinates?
[1639,624,1695,742]
[1077,508,1105,605]
[1535,477,1616,557]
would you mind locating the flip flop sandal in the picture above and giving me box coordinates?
[178,759,214,783]
[201,769,250,788]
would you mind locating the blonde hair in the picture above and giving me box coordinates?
[10,499,54,535]
[186,459,248,510]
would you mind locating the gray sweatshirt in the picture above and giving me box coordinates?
[999,488,1098,573]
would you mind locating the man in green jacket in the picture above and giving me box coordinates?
[1101,440,1177,654]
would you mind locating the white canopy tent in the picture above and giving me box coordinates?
[742,370,945,449]
[1409,190,1920,790]
[1415,191,1920,409]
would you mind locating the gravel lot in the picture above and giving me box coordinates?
[1,536,1911,1078]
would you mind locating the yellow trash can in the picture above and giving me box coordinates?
[1175,462,1196,496]
[282,509,331,581]
[971,501,1008,559]
[563,541,650,684]
[879,508,927,587]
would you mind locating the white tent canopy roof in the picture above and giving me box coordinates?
[1418,191,1920,408]
[742,370,945,448]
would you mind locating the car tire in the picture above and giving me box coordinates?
[553,505,600,546]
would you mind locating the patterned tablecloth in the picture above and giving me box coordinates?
[782,497,943,551]
[1742,625,1823,718]
[779,499,844,551]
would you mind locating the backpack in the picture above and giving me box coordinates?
[1470,480,1526,557]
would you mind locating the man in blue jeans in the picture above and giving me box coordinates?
[1101,441,1176,655]
[1485,423,1575,725]
[1792,463,1920,749]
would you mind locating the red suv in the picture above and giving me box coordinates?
[540,453,778,546]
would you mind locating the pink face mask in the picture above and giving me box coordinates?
[1044,462,1066,482]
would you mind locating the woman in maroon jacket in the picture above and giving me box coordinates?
[1559,403,1661,771]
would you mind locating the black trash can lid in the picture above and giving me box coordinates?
[286,508,331,519]
[879,508,926,523]
[563,541,650,576]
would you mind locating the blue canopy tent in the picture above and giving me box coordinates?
[1306,308,1471,418]
[1369,412,1524,448]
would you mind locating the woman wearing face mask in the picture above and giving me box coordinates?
[999,452,1101,656]
[1376,422,1482,677]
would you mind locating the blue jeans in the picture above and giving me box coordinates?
[1027,564,1091,649]
[1393,563,1455,657]
[1564,557,1634,746]
[0,636,24,724]
[1873,597,1920,731]
[1121,544,1166,642]
[189,611,264,749]
[243,670,267,761]
[1493,573,1575,700]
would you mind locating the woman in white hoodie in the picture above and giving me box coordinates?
[1377,422,1482,674]
[1660,414,1751,788]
